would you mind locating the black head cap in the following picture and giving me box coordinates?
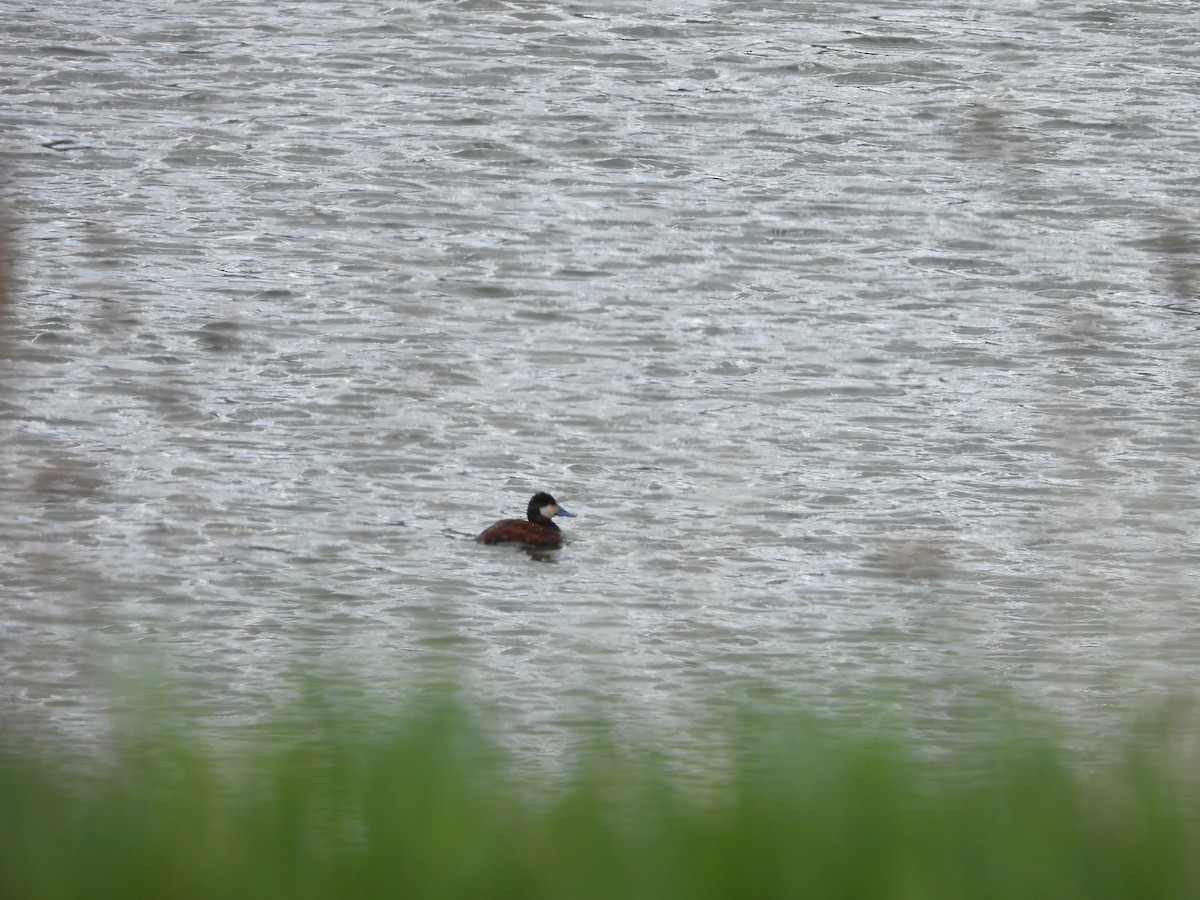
[527,492,559,521]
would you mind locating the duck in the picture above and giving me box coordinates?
[476,491,575,548]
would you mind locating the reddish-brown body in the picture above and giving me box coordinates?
[475,518,564,548]
[476,491,575,549]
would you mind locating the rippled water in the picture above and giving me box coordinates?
[2,1,1200,761]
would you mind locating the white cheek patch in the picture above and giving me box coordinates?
[540,504,557,518]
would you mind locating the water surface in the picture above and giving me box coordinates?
[2,0,1200,762]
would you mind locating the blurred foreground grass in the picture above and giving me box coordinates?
[2,695,1200,900]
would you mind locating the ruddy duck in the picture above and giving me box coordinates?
[476,491,575,548]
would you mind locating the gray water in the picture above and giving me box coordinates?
[2,1,1200,763]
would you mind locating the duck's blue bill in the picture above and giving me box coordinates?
[555,506,576,517]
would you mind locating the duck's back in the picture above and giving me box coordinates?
[476,518,562,547]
